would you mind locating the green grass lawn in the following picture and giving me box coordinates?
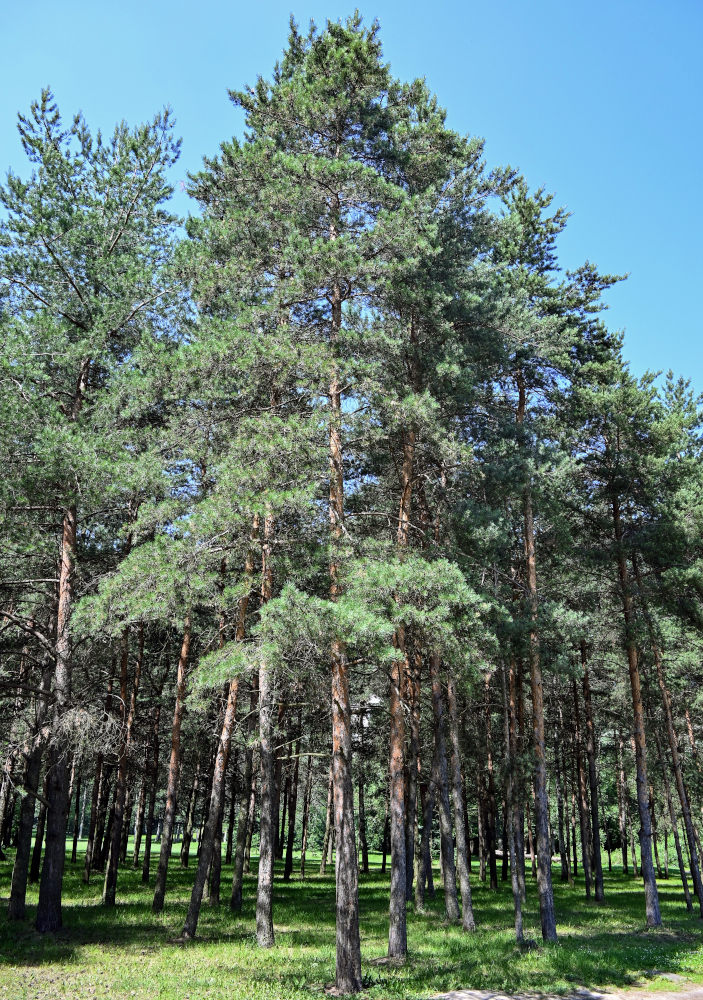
[1,844,702,999]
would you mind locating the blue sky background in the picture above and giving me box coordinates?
[2,0,701,394]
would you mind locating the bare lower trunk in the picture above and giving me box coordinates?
[9,698,49,921]
[613,499,660,926]
[501,660,523,942]
[447,674,475,931]
[387,639,407,957]
[572,679,593,899]
[152,619,191,913]
[256,509,276,947]
[231,684,257,911]
[320,760,334,876]
[35,505,76,933]
[617,733,629,874]
[417,780,435,909]
[183,677,239,939]
[300,754,313,879]
[429,651,460,922]
[104,624,143,906]
[142,704,161,884]
[581,648,604,900]
[132,777,147,868]
[523,485,557,941]
[637,560,703,915]
[180,754,202,868]
[283,717,301,882]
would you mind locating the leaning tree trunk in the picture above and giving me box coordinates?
[613,497,661,927]
[183,676,240,938]
[447,673,476,931]
[152,617,191,914]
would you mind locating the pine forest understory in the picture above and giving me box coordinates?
[1,15,703,1000]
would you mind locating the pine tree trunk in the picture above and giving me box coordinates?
[9,753,43,919]
[256,508,276,947]
[152,618,191,914]
[484,672,498,891]
[523,490,557,939]
[180,754,202,868]
[554,721,570,884]
[572,679,593,899]
[429,651,460,922]
[388,635,408,957]
[327,272,362,993]
[612,498,661,926]
[30,771,50,884]
[284,715,301,882]
[300,754,313,879]
[320,760,334,876]
[447,674,476,931]
[142,704,161,884]
[9,654,54,920]
[71,769,82,864]
[183,675,240,938]
[358,742,369,876]
[132,777,147,868]
[581,648,604,900]
[225,762,237,866]
[501,660,523,942]
[417,779,435,908]
[104,623,143,906]
[231,683,258,911]
[617,732,629,874]
[635,558,703,915]
[405,651,421,900]
[35,503,77,933]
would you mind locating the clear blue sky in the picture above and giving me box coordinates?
[2,0,701,393]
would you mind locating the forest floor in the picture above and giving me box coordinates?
[1,846,703,1000]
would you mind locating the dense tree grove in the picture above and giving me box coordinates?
[1,17,702,995]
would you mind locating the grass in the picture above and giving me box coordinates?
[1,843,703,1000]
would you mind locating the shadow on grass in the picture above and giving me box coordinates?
[1,850,702,998]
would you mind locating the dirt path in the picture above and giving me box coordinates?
[431,986,703,1000]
